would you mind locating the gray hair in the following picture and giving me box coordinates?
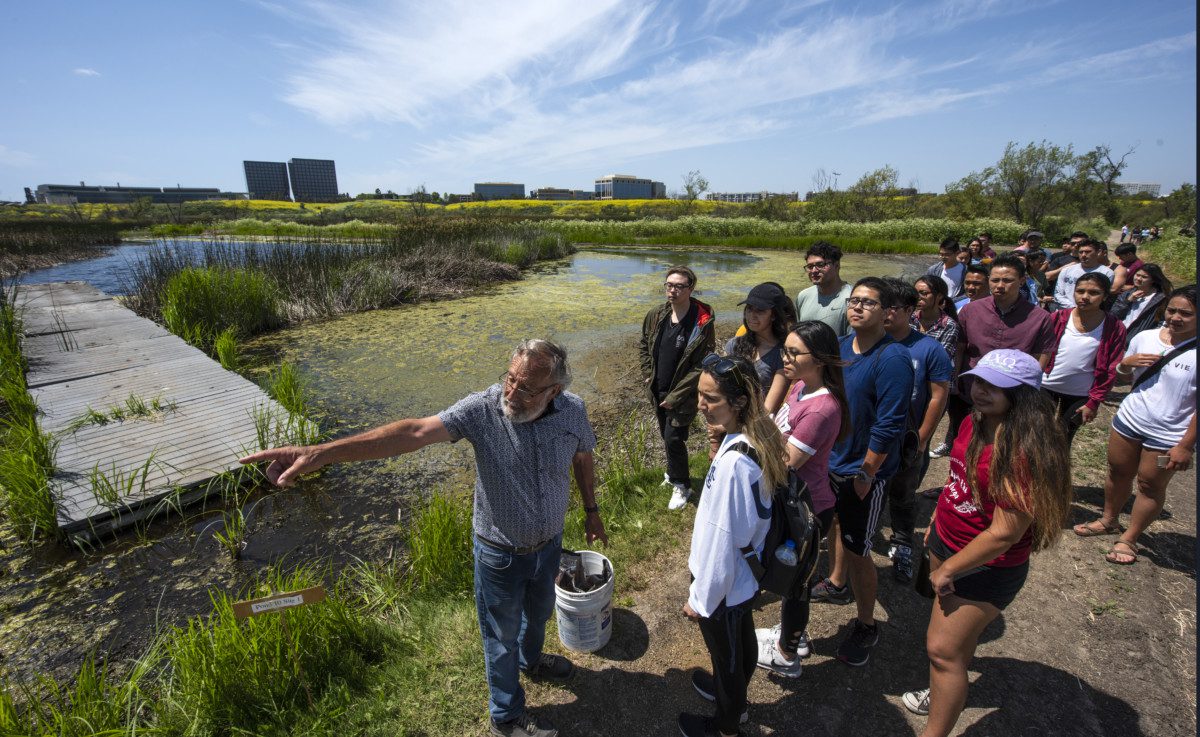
[512,339,572,390]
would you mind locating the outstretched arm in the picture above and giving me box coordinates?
[240,415,451,486]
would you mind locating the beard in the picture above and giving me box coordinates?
[501,395,537,424]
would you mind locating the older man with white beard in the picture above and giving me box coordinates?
[242,339,607,737]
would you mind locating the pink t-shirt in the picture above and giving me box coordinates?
[773,382,841,514]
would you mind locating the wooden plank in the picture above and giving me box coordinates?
[18,282,304,542]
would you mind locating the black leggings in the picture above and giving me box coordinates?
[778,507,835,654]
[1042,388,1088,445]
[698,601,756,734]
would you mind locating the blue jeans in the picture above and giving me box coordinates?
[473,534,562,722]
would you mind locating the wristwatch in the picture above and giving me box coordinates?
[854,470,875,483]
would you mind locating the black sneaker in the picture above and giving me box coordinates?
[490,711,558,737]
[890,544,914,584]
[836,619,880,667]
[810,577,853,604]
[521,652,574,681]
[690,671,749,724]
[679,711,742,737]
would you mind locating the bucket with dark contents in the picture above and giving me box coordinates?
[554,549,614,653]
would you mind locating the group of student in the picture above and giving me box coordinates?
[639,234,1195,737]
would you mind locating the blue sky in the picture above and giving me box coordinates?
[1,0,1195,201]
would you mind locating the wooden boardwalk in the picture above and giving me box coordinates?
[16,282,291,542]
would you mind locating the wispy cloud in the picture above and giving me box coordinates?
[72,67,101,77]
[0,145,37,168]
[278,1,1195,178]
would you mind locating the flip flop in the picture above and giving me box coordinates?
[1073,519,1123,537]
[1105,540,1138,565]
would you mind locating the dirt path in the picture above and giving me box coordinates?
[523,372,1196,736]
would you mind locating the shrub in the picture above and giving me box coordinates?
[160,267,280,350]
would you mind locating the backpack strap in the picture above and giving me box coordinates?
[1132,338,1196,390]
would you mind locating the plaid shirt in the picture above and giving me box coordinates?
[911,311,960,390]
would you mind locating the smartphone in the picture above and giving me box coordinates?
[1156,455,1171,469]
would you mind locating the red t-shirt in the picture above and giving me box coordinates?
[933,416,1033,567]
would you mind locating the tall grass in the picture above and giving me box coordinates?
[0,221,123,277]
[1141,225,1196,283]
[402,491,474,595]
[0,294,58,540]
[160,267,280,351]
[157,565,400,735]
[123,223,574,340]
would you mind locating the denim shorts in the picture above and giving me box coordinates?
[1111,413,1175,452]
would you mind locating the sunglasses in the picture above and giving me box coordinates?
[701,353,754,395]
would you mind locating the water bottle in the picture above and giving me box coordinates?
[774,539,798,567]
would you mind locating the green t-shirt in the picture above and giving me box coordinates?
[794,282,852,336]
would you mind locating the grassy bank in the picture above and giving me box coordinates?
[0,295,58,541]
[0,221,124,278]
[1140,227,1197,284]
[535,215,1026,248]
[0,415,702,735]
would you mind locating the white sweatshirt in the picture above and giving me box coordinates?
[687,433,772,617]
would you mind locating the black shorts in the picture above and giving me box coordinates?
[927,525,1028,610]
[831,474,887,558]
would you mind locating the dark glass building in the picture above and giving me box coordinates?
[243,161,291,200]
[594,174,666,200]
[287,158,339,202]
[473,182,525,200]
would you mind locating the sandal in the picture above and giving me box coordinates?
[1073,519,1122,537]
[1105,540,1138,565]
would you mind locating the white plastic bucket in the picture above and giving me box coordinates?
[554,550,614,653]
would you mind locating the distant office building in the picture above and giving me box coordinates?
[531,187,595,201]
[474,182,526,200]
[1117,182,1161,198]
[708,191,799,204]
[445,193,475,204]
[594,174,666,200]
[243,161,291,200]
[288,158,339,202]
[34,182,243,205]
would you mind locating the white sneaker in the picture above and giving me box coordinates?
[755,623,810,658]
[667,484,692,510]
[902,688,930,716]
[755,631,801,678]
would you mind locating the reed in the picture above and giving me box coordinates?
[160,267,281,351]
[213,327,239,371]
[212,507,247,560]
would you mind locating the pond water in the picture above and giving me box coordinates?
[0,244,915,683]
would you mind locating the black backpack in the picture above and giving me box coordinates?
[729,442,822,600]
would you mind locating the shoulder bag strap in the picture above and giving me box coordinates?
[1132,338,1197,390]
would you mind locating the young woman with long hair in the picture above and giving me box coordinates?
[1041,272,1127,445]
[915,275,964,467]
[1109,263,1173,346]
[726,282,794,415]
[903,349,1072,736]
[753,320,850,677]
[682,354,787,737]
[1074,285,1196,565]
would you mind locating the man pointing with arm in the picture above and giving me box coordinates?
[242,339,606,737]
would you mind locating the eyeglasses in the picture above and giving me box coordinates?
[847,296,881,309]
[664,282,691,291]
[804,261,831,271]
[499,372,558,399]
[782,348,811,360]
